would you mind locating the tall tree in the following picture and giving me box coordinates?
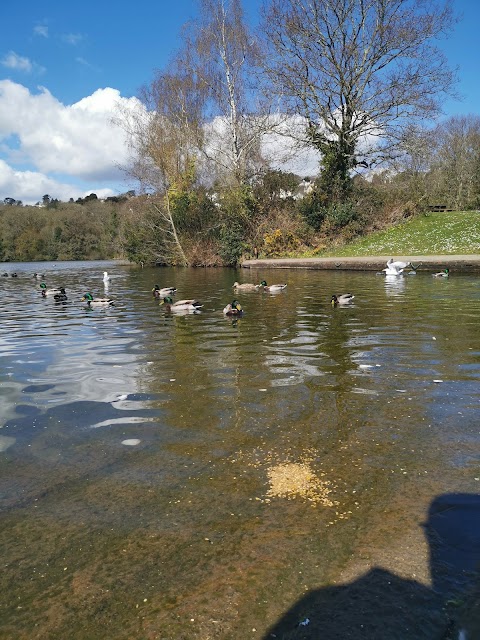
[185,0,269,185]
[261,0,457,201]
[122,58,205,265]
[430,115,480,209]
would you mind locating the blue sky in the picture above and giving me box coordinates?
[0,0,478,204]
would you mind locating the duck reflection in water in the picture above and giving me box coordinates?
[263,493,480,640]
[384,273,406,296]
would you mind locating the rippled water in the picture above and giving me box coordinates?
[1,260,480,639]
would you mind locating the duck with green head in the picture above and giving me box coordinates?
[260,280,287,292]
[81,292,114,307]
[223,299,243,316]
[432,269,449,277]
[152,285,177,298]
[40,282,63,297]
[161,296,202,312]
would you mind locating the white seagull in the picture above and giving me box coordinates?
[383,259,411,275]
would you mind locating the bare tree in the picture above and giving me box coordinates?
[388,123,436,204]
[122,0,290,198]
[184,0,274,185]
[429,115,480,209]
[260,0,457,200]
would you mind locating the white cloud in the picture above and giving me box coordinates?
[34,25,49,38]
[0,80,141,203]
[261,115,321,177]
[0,51,45,75]
[62,33,83,45]
[0,159,119,204]
[75,57,100,72]
[0,79,323,205]
[0,158,87,202]
[1,51,33,73]
[201,114,321,181]
[0,81,135,177]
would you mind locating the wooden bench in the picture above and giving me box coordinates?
[427,205,453,212]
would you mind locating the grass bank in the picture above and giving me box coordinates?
[310,211,480,258]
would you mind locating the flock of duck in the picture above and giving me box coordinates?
[34,272,293,313]
[151,281,290,315]
[152,279,355,315]
[35,271,115,307]
[148,260,449,316]
[17,260,450,312]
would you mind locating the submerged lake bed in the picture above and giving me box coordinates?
[1,261,480,639]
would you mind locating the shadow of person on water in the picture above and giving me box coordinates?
[263,493,480,640]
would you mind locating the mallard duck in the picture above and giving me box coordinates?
[33,273,45,280]
[260,280,287,292]
[433,268,449,277]
[161,296,202,312]
[152,285,177,298]
[53,288,68,301]
[40,282,63,296]
[81,292,114,307]
[232,282,261,291]
[331,293,355,306]
[223,299,243,316]
[10,272,18,278]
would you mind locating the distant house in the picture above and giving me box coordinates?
[293,179,314,200]
[279,178,315,201]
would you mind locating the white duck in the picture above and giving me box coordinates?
[103,271,111,284]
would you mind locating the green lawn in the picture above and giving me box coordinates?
[315,211,480,257]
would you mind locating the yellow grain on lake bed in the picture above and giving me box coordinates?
[266,462,335,506]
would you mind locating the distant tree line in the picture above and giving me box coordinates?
[0,198,123,262]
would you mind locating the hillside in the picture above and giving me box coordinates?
[314,211,480,258]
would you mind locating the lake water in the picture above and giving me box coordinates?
[1,260,480,639]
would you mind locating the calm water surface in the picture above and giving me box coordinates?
[1,261,480,639]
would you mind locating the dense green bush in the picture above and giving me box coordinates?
[298,190,328,230]
[324,202,358,229]
[218,222,247,265]
[298,192,358,232]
